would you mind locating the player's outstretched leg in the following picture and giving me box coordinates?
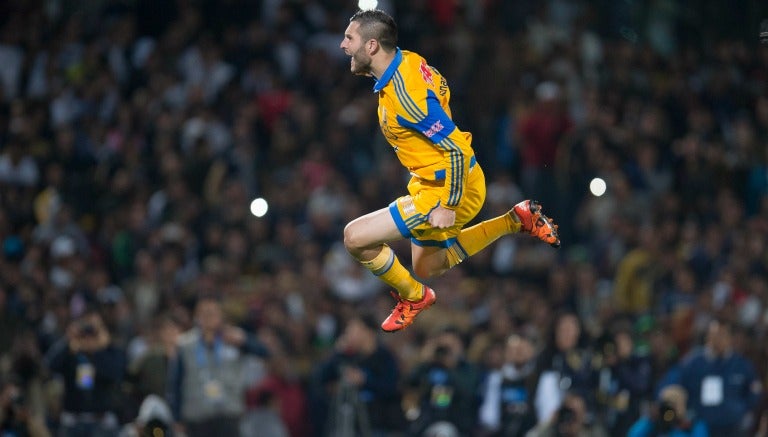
[510,200,561,248]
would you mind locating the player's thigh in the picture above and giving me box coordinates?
[410,243,448,279]
[343,207,403,249]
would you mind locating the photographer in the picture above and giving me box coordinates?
[595,327,653,436]
[310,314,404,437]
[627,385,707,437]
[533,313,598,425]
[118,394,184,437]
[525,391,607,437]
[170,296,270,437]
[0,379,51,437]
[478,333,540,437]
[44,310,126,437]
[404,326,483,436]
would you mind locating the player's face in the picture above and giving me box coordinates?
[340,21,372,75]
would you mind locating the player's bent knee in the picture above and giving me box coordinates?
[342,224,356,250]
[343,222,365,253]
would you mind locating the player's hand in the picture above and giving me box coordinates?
[428,206,456,228]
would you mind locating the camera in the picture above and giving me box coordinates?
[142,418,172,437]
[78,321,98,337]
[556,405,577,427]
[656,400,678,431]
[433,345,451,365]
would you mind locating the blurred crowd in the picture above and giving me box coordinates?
[0,0,768,436]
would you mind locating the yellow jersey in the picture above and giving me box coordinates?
[373,49,476,209]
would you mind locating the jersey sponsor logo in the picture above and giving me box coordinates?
[422,120,444,138]
[420,59,434,86]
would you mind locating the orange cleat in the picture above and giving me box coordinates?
[511,200,561,248]
[381,286,437,332]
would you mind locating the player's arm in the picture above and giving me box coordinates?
[395,88,470,211]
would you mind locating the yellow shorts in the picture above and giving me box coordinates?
[388,163,486,248]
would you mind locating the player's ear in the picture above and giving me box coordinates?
[367,38,379,55]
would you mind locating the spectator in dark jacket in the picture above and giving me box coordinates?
[675,318,762,436]
[478,332,540,437]
[404,326,484,436]
[44,310,126,437]
[310,314,404,437]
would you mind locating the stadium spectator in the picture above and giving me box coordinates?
[0,378,51,437]
[44,310,126,437]
[594,324,653,436]
[525,390,608,437]
[403,326,483,436]
[0,1,765,436]
[627,384,708,437]
[310,314,404,437]
[534,312,597,425]
[244,326,311,437]
[169,296,269,437]
[674,318,762,437]
[126,312,184,418]
[478,332,540,437]
[118,394,183,437]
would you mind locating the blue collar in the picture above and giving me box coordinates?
[372,48,402,93]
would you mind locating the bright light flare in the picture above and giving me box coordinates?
[358,0,378,10]
[590,178,607,197]
[250,198,269,217]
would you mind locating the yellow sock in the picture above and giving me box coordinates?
[360,244,424,301]
[448,213,521,268]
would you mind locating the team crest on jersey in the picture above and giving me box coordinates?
[380,106,398,141]
[419,59,434,86]
[399,196,417,216]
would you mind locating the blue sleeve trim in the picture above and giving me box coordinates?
[389,201,412,238]
[394,87,457,144]
[393,87,465,206]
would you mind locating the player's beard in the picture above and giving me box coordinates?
[350,47,372,76]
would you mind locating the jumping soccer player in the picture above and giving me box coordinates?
[340,9,560,332]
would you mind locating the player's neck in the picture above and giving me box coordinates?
[370,49,397,79]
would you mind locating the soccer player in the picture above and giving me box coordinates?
[340,9,560,332]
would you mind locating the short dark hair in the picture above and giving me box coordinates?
[349,9,397,51]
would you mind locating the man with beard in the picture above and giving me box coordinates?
[339,9,560,332]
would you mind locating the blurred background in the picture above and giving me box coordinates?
[0,0,768,436]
